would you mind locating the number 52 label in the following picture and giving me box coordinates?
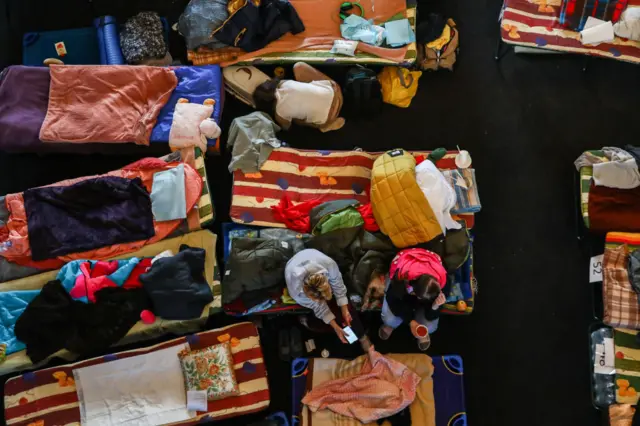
[590,254,604,283]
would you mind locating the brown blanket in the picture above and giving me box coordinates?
[588,182,640,234]
[223,0,410,65]
[40,65,177,145]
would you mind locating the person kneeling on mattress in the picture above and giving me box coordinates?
[379,248,447,351]
[253,62,345,133]
[285,248,372,350]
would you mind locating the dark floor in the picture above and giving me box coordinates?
[2,0,640,425]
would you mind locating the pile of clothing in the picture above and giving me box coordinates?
[340,15,415,48]
[0,158,201,272]
[223,148,480,314]
[369,149,471,248]
[558,0,640,42]
[575,146,640,233]
[179,0,305,53]
[1,245,213,363]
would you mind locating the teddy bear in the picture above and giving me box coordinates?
[169,98,221,153]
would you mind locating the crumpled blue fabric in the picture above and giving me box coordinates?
[384,19,416,47]
[244,299,276,315]
[340,15,385,46]
[151,163,187,222]
[0,290,40,355]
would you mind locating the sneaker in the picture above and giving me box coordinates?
[378,325,393,341]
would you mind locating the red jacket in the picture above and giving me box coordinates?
[389,248,447,288]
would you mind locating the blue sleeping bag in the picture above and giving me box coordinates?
[150,65,223,148]
[0,291,39,355]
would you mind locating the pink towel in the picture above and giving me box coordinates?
[40,65,177,145]
[302,350,421,423]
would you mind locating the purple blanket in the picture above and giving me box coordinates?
[24,176,155,261]
[0,66,50,152]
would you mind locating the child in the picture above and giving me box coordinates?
[253,62,345,132]
[378,249,447,351]
[285,249,371,350]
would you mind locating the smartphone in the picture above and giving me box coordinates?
[342,326,358,344]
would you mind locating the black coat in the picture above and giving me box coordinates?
[140,245,213,320]
[306,226,396,299]
[223,237,294,308]
[214,0,305,52]
[15,280,150,363]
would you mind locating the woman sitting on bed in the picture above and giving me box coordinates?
[253,62,345,133]
[285,249,371,350]
[379,248,447,351]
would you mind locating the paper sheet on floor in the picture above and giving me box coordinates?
[74,343,193,426]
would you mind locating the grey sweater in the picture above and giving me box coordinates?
[284,249,348,324]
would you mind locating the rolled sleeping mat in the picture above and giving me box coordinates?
[93,16,125,65]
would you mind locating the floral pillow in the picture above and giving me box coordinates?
[178,342,239,401]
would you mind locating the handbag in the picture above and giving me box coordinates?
[377,66,422,108]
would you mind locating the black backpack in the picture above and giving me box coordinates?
[343,66,382,118]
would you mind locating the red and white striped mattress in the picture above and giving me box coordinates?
[4,322,269,426]
[230,147,474,229]
[500,0,640,64]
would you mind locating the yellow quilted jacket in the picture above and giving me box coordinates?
[370,149,442,248]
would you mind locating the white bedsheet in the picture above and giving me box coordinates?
[74,343,193,426]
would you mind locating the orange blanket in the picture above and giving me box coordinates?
[222,0,410,66]
[40,65,177,145]
[0,158,202,269]
[302,349,421,423]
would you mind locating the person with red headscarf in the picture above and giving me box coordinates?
[379,248,448,351]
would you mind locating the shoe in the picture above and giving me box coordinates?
[378,325,393,341]
[290,327,303,359]
[417,335,431,351]
[279,329,291,362]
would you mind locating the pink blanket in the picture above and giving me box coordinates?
[40,65,177,145]
[302,350,421,423]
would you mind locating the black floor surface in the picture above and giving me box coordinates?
[2,0,640,425]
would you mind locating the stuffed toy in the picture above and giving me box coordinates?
[169,98,221,153]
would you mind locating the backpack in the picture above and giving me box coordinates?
[419,20,459,71]
[342,66,382,118]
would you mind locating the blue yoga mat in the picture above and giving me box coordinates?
[94,16,125,65]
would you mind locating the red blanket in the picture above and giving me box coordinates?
[588,182,640,233]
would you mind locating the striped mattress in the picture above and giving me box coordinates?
[230,147,475,229]
[614,328,640,405]
[500,0,640,64]
[4,322,269,426]
[193,147,215,226]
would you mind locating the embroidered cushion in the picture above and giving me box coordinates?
[178,342,239,400]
